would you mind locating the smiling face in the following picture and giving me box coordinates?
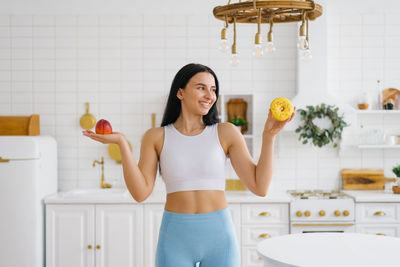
[177,72,217,116]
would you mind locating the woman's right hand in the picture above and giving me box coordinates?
[82,130,125,145]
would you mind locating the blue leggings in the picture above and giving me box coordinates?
[155,207,240,267]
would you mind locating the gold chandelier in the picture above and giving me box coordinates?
[213,0,323,64]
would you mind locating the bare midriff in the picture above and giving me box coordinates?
[164,190,228,214]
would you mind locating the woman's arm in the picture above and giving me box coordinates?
[83,127,161,202]
[224,109,294,197]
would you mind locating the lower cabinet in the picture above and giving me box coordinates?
[46,204,143,267]
[355,203,400,237]
[46,202,289,267]
[143,204,164,267]
[241,204,289,267]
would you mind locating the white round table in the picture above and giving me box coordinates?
[257,233,400,267]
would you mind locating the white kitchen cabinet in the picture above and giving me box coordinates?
[241,204,289,267]
[46,201,289,267]
[355,203,400,237]
[46,205,94,267]
[143,204,164,267]
[356,224,400,237]
[95,205,143,267]
[46,204,143,267]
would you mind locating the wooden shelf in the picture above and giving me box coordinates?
[358,145,400,149]
[356,110,400,114]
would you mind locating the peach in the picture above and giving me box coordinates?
[95,119,113,134]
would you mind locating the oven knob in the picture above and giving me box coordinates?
[304,211,311,217]
[343,210,350,216]
[334,210,341,216]
[296,211,303,217]
[319,210,326,217]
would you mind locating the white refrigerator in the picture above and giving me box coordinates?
[0,136,57,267]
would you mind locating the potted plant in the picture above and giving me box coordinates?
[229,116,248,133]
[392,164,400,194]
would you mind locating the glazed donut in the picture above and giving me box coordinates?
[270,97,294,121]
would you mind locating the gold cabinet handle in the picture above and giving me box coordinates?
[319,210,326,217]
[96,245,101,249]
[376,233,386,236]
[258,233,271,239]
[258,212,271,216]
[334,210,341,216]
[304,210,311,217]
[87,245,92,249]
[343,210,350,216]
[0,157,10,163]
[296,211,303,217]
[373,211,386,216]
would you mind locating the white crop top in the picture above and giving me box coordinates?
[159,123,227,194]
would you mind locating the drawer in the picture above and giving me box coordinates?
[242,224,289,246]
[356,203,399,223]
[241,204,289,224]
[356,224,400,238]
[242,246,264,267]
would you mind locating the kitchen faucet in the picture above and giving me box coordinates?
[93,156,112,189]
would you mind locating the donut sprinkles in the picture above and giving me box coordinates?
[270,97,294,121]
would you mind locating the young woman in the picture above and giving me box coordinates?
[83,63,294,267]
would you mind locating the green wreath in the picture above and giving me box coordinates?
[295,104,348,148]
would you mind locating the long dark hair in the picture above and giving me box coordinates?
[161,63,220,126]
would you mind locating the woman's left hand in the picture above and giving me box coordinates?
[263,107,296,137]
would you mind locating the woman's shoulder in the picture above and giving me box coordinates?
[142,126,164,143]
[142,127,165,154]
[216,122,241,139]
[217,122,237,132]
[143,126,164,138]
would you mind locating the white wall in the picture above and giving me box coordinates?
[0,0,297,191]
[1,0,399,193]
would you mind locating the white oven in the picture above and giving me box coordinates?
[290,222,355,234]
[288,190,356,234]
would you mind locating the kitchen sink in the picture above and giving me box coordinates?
[61,188,131,199]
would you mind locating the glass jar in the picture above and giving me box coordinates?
[357,91,370,110]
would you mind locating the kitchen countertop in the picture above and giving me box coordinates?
[44,189,291,204]
[344,190,400,203]
[44,188,400,204]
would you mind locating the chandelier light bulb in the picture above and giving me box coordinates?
[252,44,263,57]
[230,53,239,65]
[297,35,309,50]
[297,19,309,50]
[219,39,229,53]
[219,27,229,53]
[265,30,275,53]
[301,48,312,60]
[265,42,276,53]
[252,32,263,57]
